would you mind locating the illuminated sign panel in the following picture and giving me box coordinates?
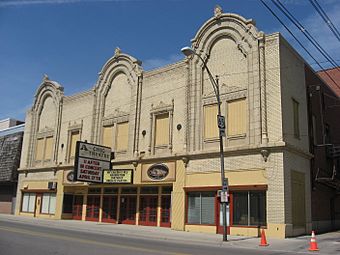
[74,141,111,183]
[103,169,133,184]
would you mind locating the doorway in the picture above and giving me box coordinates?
[160,195,171,227]
[72,195,83,220]
[102,195,117,223]
[119,196,136,224]
[139,196,158,226]
[86,195,100,222]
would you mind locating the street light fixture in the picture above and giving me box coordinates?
[181,46,228,242]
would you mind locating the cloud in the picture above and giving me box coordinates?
[271,1,340,70]
[0,0,130,8]
[143,54,184,71]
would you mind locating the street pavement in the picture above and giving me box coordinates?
[0,214,339,254]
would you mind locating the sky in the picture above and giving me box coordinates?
[0,0,339,121]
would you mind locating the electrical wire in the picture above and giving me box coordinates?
[260,0,340,90]
[308,0,340,43]
[273,0,340,73]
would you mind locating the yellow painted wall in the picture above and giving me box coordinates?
[185,225,216,234]
[186,169,267,187]
[266,223,287,239]
[171,160,186,231]
[230,227,259,237]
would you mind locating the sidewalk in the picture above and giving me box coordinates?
[1,214,339,254]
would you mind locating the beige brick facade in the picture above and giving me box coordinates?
[16,7,313,238]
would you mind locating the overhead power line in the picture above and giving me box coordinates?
[260,0,340,90]
[309,0,340,43]
[272,0,340,73]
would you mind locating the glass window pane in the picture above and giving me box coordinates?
[233,192,248,226]
[22,193,29,212]
[63,194,74,213]
[187,193,201,224]
[201,192,215,224]
[28,193,36,213]
[49,193,56,214]
[250,191,266,226]
[140,187,158,194]
[41,193,50,214]
[121,187,137,194]
[162,186,172,194]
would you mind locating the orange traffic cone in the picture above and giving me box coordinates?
[259,229,269,246]
[308,231,319,251]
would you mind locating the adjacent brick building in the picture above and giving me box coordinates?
[306,66,340,232]
[0,118,24,214]
[15,7,339,238]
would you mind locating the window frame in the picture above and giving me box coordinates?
[292,98,300,139]
[102,113,130,155]
[34,133,54,164]
[41,193,56,215]
[227,98,247,138]
[21,192,36,213]
[186,191,216,226]
[67,129,81,162]
[149,100,174,154]
[203,103,219,141]
[232,190,266,227]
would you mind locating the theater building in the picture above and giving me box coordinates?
[16,7,316,238]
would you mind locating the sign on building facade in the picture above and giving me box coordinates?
[74,141,111,183]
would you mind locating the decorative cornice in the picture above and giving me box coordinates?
[150,100,174,114]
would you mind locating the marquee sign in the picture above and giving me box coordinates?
[103,169,133,184]
[74,141,111,183]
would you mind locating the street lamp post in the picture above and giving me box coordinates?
[181,46,228,242]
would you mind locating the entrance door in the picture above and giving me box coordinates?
[216,196,231,234]
[34,193,42,217]
[102,196,117,223]
[73,195,83,220]
[160,196,171,227]
[139,196,158,226]
[119,196,136,224]
[86,196,100,222]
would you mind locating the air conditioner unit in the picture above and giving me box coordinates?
[48,182,57,190]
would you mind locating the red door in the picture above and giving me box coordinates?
[139,196,158,226]
[119,196,136,225]
[216,195,232,234]
[72,195,83,220]
[102,196,117,223]
[160,196,171,227]
[86,196,100,222]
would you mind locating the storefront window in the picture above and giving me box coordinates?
[187,192,215,225]
[233,192,248,225]
[162,186,172,194]
[21,193,36,213]
[41,193,56,214]
[233,191,266,226]
[121,187,137,194]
